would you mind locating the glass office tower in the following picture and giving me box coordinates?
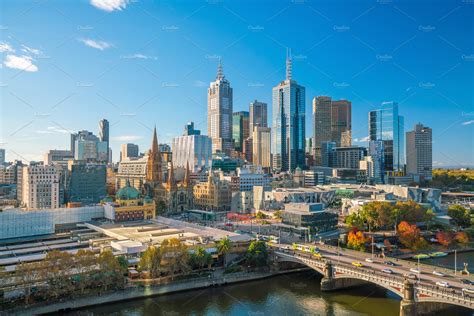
[369,101,405,173]
[272,50,306,172]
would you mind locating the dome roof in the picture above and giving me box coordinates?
[116,180,140,200]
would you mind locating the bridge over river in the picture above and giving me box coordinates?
[272,244,474,316]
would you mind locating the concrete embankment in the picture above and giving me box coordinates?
[5,268,308,315]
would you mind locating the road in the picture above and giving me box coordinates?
[273,242,474,295]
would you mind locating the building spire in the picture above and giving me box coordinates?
[151,125,159,154]
[286,48,292,81]
[146,126,162,183]
[167,161,176,189]
[184,161,191,187]
[217,57,224,80]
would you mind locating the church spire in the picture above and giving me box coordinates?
[217,57,224,80]
[184,161,191,187]
[286,48,292,81]
[146,126,162,183]
[167,161,176,189]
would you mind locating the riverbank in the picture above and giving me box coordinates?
[4,268,309,316]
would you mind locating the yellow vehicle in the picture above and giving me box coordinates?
[352,261,363,267]
[313,252,323,259]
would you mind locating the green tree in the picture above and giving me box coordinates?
[344,213,365,230]
[255,211,266,220]
[160,238,190,279]
[16,261,44,304]
[246,241,268,268]
[190,247,212,270]
[273,210,282,219]
[98,250,125,291]
[42,250,75,299]
[448,205,471,228]
[74,249,96,294]
[217,236,233,267]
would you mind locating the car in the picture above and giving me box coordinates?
[405,274,418,280]
[384,261,395,266]
[462,288,474,297]
[365,258,374,263]
[436,281,450,288]
[432,270,444,277]
[352,261,363,267]
[410,268,421,274]
[382,268,393,274]
[313,253,323,259]
[461,279,474,285]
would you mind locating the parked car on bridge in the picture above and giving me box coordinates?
[432,270,444,277]
[436,281,450,288]
[405,274,418,280]
[352,261,363,267]
[365,258,374,263]
[382,268,393,274]
[461,279,474,285]
[410,268,421,274]
[384,261,395,266]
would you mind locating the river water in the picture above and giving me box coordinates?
[69,252,474,316]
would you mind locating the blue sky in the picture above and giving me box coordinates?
[1,0,473,166]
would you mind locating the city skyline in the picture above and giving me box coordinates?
[1,0,473,167]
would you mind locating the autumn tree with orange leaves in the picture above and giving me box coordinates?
[455,232,469,244]
[436,231,454,247]
[397,221,428,251]
[347,229,369,251]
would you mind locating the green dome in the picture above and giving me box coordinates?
[116,180,140,200]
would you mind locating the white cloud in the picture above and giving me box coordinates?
[79,38,112,50]
[90,0,130,12]
[21,44,41,55]
[121,53,157,60]
[111,135,143,141]
[193,80,207,88]
[462,120,474,126]
[4,54,38,72]
[354,136,370,142]
[0,42,14,53]
[36,126,70,134]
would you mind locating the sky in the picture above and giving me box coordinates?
[0,0,473,167]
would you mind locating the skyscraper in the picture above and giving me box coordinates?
[232,111,249,152]
[184,121,201,136]
[252,127,271,168]
[208,60,233,155]
[0,149,5,164]
[272,50,306,172]
[99,119,109,159]
[406,123,432,180]
[120,143,139,161]
[21,163,60,209]
[172,133,212,172]
[369,101,405,173]
[70,130,108,162]
[249,100,267,133]
[312,97,352,164]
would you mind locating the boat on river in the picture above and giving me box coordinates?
[412,254,430,260]
[428,252,448,258]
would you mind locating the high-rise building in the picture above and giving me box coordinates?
[208,60,233,155]
[272,50,306,172]
[99,119,109,160]
[120,143,139,161]
[184,121,201,136]
[243,137,253,162]
[232,111,249,152]
[320,141,336,167]
[68,161,107,205]
[331,100,352,147]
[44,150,74,166]
[70,130,108,162]
[406,123,432,180]
[313,97,352,164]
[253,127,271,168]
[0,149,5,164]
[369,101,405,173]
[249,100,268,133]
[172,134,212,172]
[193,172,232,211]
[21,163,60,209]
[330,146,367,169]
[367,140,385,184]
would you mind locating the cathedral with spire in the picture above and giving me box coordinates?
[144,127,193,213]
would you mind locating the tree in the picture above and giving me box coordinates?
[347,229,368,251]
[344,213,365,230]
[139,246,162,278]
[246,241,268,268]
[74,249,97,294]
[455,232,469,244]
[42,250,75,299]
[98,250,125,291]
[255,211,266,220]
[448,205,471,228]
[16,261,44,303]
[424,209,435,230]
[160,238,190,279]
[217,236,233,267]
[436,231,454,247]
[397,221,428,251]
[273,210,282,219]
[190,247,212,270]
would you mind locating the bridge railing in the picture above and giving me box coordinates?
[276,251,474,308]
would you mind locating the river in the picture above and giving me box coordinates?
[67,253,474,316]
